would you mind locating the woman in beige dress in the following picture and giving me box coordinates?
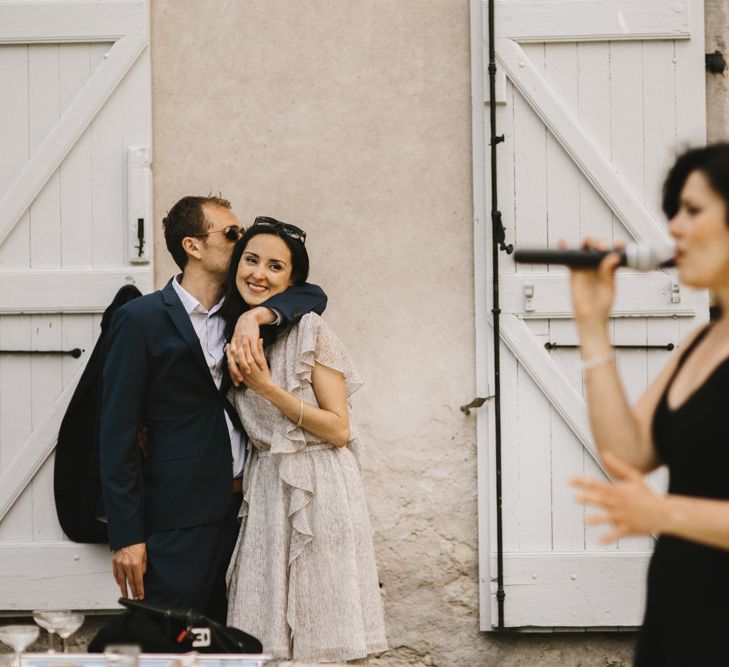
[221,217,387,663]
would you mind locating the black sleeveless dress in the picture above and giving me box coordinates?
[635,326,729,666]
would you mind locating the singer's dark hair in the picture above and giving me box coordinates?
[662,144,729,223]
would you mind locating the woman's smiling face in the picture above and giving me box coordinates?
[235,233,294,306]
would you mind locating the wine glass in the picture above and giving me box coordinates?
[55,613,84,653]
[31,611,66,653]
[0,624,39,667]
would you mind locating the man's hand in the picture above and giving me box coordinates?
[112,542,147,600]
[227,307,276,387]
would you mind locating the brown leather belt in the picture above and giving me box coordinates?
[232,477,243,493]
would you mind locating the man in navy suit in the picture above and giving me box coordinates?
[99,195,326,621]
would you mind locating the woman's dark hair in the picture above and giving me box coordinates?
[662,143,729,222]
[221,224,310,341]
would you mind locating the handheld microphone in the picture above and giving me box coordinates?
[513,243,675,271]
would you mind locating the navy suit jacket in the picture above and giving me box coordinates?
[99,279,326,550]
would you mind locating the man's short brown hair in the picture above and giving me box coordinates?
[162,195,232,270]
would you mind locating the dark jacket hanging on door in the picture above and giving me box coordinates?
[53,284,143,543]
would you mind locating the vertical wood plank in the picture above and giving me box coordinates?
[499,338,520,553]
[511,45,552,551]
[576,41,613,243]
[0,45,30,269]
[30,315,65,540]
[642,40,677,223]
[60,43,95,268]
[514,44,547,253]
[543,43,586,552]
[515,351,553,550]
[28,44,62,269]
[609,41,644,246]
[545,42,579,252]
[90,42,125,267]
[548,318,586,551]
[0,317,33,540]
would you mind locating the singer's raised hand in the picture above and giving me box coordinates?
[563,238,622,334]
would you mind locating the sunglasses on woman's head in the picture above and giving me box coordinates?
[192,225,243,241]
[253,216,307,245]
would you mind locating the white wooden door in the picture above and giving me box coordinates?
[0,0,152,611]
[471,0,708,628]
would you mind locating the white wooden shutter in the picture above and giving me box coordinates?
[471,0,708,629]
[0,0,152,611]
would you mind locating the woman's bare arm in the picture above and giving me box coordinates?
[232,337,350,447]
[574,451,729,551]
[569,249,703,472]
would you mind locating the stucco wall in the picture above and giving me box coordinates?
[147,1,725,665]
[706,0,729,143]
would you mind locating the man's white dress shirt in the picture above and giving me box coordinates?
[172,276,245,477]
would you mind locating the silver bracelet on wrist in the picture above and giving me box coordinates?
[581,351,614,372]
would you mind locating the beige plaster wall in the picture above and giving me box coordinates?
[147,1,726,665]
[706,0,729,143]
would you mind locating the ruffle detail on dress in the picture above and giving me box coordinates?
[278,454,314,565]
[287,313,364,399]
[282,313,366,468]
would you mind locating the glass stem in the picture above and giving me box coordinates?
[61,637,67,653]
[48,632,56,654]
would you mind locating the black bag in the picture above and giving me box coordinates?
[53,284,143,543]
[88,598,263,654]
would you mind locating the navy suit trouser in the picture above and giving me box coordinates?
[143,492,242,623]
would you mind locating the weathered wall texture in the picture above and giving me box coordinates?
[706,0,729,142]
[147,1,724,665]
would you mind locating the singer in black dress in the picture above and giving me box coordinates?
[637,326,729,664]
[568,143,729,666]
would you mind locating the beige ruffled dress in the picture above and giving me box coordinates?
[226,313,387,662]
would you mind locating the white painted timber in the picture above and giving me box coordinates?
[0,0,151,612]
[497,38,674,255]
[500,273,697,318]
[0,544,120,610]
[0,1,145,44]
[492,552,651,627]
[497,0,690,42]
[470,0,496,632]
[0,269,152,313]
[0,366,82,523]
[0,34,145,247]
[476,0,706,628]
[497,314,602,470]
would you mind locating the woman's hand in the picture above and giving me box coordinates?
[570,451,666,544]
[566,238,621,335]
[227,308,277,387]
[230,337,276,397]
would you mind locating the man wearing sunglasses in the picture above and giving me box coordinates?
[99,195,326,622]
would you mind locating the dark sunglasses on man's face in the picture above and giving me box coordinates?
[193,225,243,241]
[253,216,306,245]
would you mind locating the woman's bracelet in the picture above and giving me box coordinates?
[297,399,304,427]
[581,351,614,372]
